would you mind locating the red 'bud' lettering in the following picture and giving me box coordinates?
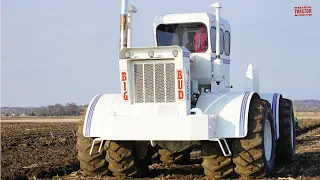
[177,80,183,89]
[178,90,184,100]
[177,70,183,79]
[176,69,184,100]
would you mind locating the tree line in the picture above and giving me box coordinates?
[293,100,320,112]
[1,100,320,117]
[1,103,87,117]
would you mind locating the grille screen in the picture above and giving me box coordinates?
[133,62,176,103]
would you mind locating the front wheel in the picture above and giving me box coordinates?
[232,97,276,178]
[158,148,191,165]
[201,141,235,179]
[104,141,152,178]
[76,117,109,176]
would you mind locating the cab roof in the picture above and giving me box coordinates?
[153,12,231,30]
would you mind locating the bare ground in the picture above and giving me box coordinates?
[1,123,79,180]
[0,119,79,123]
[1,118,320,180]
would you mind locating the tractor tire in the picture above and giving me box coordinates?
[104,141,152,178]
[275,98,296,164]
[158,148,191,165]
[76,117,109,176]
[201,141,235,179]
[232,97,276,179]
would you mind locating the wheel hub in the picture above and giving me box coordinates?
[264,119,272,161]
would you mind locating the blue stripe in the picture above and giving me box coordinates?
[239,94,245,136]
[87,95,102,135]
[239,91,251,136]
[85,96,99,135]
[86,94,103,136]
[272,93,278,139]
[243,92,250,136]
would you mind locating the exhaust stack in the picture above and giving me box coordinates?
[210,2,224,85]
[120,0,129,49]
[128,5,138,48]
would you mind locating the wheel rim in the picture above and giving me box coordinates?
[264,119,272,161]
[290,116,294,149]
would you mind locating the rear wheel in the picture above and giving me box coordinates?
[232,97,276,178]
[275,98,296,164]
[76,114,109,176]
[104,141,152,178]
[201,141,235,179]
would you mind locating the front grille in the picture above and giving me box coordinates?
[133,62,176,103]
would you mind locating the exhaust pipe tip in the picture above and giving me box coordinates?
[210,2,222,9]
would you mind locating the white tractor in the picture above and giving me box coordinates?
[76,1,296,179]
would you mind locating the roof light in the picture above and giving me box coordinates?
[148,50,154,58]
[124,51,130,58]
[172,50,178,57]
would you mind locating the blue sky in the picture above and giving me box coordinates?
[1,0,319,107]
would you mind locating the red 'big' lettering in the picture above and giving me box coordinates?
[122,72,127,81]
[123,91,128,100]
[123,81,127,91]
[121,71,128,101]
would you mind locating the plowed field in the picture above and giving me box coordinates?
[1,118,320,180]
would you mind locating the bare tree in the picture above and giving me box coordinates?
[65,102,79,116]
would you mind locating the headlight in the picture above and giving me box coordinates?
[124,51,130,58]
[148,50,154,58]
[172,50,178,57]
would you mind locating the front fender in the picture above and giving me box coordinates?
[195,91,257,138]
[83,93,130,137]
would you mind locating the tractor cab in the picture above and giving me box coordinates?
[153,12,232,91]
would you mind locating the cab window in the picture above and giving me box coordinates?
[156,23,208,53]
[224,31,231,56]
[210,26,216,53]
[211,27,224,54]
[219,29,224,54]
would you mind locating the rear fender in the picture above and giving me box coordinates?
[195,91,258,138]
[259,93,281,140]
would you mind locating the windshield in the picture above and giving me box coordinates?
[156,22,208,53]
